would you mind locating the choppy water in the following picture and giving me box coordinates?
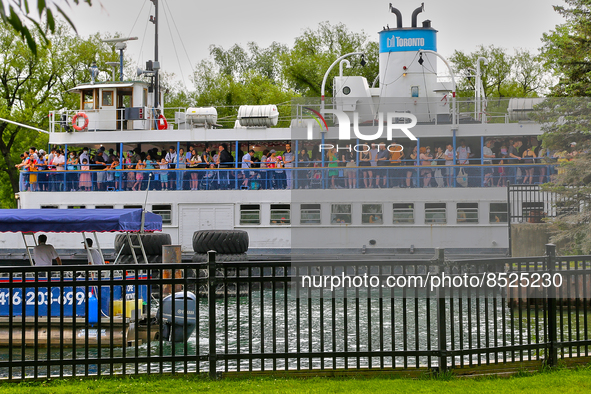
[0,288,589,379]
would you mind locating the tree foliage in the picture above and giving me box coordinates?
[449,45,549,98]
[536,0,591,253]
[0,23,118,208]
[281,22,378,97]
[0,0,92,55]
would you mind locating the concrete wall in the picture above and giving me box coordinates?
[511,223,551,257]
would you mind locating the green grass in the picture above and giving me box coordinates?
[1,366,591,393]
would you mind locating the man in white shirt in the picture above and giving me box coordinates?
[456,140,471,165]
[33,234,62,266]
[82,238,105,265]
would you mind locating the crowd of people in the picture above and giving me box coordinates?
[15,137,582,192]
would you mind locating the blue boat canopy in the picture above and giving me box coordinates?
[0,209,162,233]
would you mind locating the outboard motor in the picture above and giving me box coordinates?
[158,291,197,343]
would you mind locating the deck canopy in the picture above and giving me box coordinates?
[0,209,162,233]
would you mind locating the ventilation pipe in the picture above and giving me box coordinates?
[411,3,425,27]
[389,3,403,28]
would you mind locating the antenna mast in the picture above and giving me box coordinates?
[150,0,160,110]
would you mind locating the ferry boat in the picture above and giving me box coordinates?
[8,3,553,258]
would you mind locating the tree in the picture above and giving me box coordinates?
[541,0,591,97]
[0,23,118,208]
[0,0,93,55]
[280,22,378,97]
[534,0,591,253]
[449,45,548,98]
[192,43,298,128]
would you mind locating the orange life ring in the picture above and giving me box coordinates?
[72,112,89,131]
[158,114,168,130]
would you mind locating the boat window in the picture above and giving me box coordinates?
[240,204,260,225]
[362,204,383,224]
[425,203,446,224]
[102,90,113,106]
[41,205,58,209]
[95,205,114,209]
[68,205,86,209]
[152,204,172,225]
[411,86,419,97]
[270,204,290,225]
[331,204,351,225]
[393,203,414,223]
[83,90,94,110]
[457,203,478,223]
[489,203,508,223]
[124,205,142,209]
[522,202,544,222]
[300,204,321,225]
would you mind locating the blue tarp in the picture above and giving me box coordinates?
[0,209,162,233]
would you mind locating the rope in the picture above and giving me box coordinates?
[161,0,188,92]
[163,0,196,77]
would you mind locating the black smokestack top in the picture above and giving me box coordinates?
[389,3,403,28]
[412,3,425,28]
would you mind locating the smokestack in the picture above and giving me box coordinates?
[411,3,425,28]
[389,3,403,28]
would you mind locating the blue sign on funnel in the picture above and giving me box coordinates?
[379,29,437,53]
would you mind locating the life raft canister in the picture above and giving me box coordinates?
[158,114,168,130]
[72,112,89,131]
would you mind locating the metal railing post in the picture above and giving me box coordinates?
[208,250,217,379]
[546,244,558,367]
[436,248,447,373]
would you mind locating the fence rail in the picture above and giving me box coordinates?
[0,246,589,381]
[20,164,558,192]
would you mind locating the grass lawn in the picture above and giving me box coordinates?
[1,367,590,393]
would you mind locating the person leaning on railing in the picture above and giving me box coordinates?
[405,146,418,188]
[217,143,234,190]
[483,139,495,187]
[298,148,311,189]
[522,144,537,185]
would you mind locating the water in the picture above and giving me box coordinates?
[0,288,589,378]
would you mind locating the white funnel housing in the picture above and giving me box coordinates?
[377,5,449,122]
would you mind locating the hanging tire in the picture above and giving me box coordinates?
[191,253,248,262]
[114,233,172,255]
[192,230,249,254]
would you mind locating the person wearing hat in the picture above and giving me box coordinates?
[82,238,105,265]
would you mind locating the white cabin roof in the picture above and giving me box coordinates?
[68,82,147,92]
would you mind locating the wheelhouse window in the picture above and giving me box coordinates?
[457,203,478,224]
[300,204,321,225]
[82,89,94,110]
[393,203,414,223]
[240,204,260,225]
[425,203,446,224]
[489,203,508,223]
[362,204,383,224]
[331,204,351,225]
[102,90,113,106]
[152,204,172,225]
[270,204,290,225]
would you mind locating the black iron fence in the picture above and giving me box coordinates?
[0,246,590,380]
